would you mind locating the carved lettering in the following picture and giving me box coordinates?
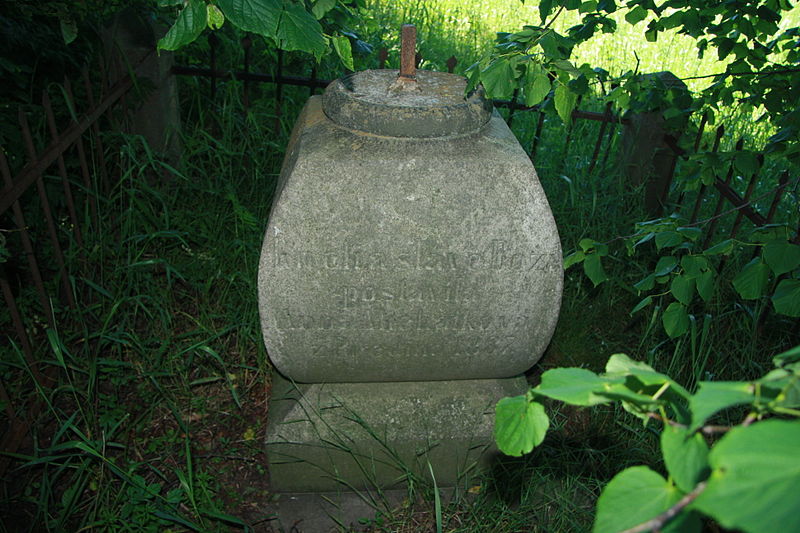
[271,238,559,273]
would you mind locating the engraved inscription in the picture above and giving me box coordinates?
[271,239,559,273]
[275,307,527,332]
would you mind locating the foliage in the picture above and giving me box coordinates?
[156,0,360,68]
[495,347,800,533]
[467,1,800,166]
[565,216,800,338]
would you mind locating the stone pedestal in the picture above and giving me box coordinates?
[259,68,562,492]
[267,374,526,491]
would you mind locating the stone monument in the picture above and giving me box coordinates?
[258,26,562,494]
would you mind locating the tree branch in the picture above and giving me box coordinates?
[543,5,565,30]
[681,67,800,81]
[619,481,708,533]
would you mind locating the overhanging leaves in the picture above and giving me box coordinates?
[594,466,700,533]
[661,425,709,493]
[216,0,281,40]
[692,421,800,533]
[494,396,549,456]
[158,0,207,51]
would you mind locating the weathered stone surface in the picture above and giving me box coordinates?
[258,77,562,383]
[323,70,492,138]
[266,373,527,492]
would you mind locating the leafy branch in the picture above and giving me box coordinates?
[619,481,707,533]
[495,346,800,533]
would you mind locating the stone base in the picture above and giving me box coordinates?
[266,373,527,492]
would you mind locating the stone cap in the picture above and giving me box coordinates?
[322,69,493,138]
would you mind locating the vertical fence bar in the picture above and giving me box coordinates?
[18,108,76,309]
[675,112,709,210]
[764,171,790,224]
[0,381,15,425]
[242,34,252,111]
[83,69,110,194]
[588,102,613,174]
[0,152,51,325]
[690,125,725,223]
[209,32,218,101]
[559,95,582,172]
[506,89,519,128]
[530,108,546,160]
[274,49,284,132]
[42,91,83,249]
[63,78,98,226]
[309,65,318,96]
[729,154,764,240]
[0,267,41,383]
[702,137,744,249]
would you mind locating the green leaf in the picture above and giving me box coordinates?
[655,231,683,250]
[661,425,709,493]
[670,275,694,306]
[692,421,800,533]
[774,345,800,366]
[704,239,734,255]
[689,381,754,431]
[481,59,516,99]
[552,59,581,78]
[695,270,715,302]
[676,226,702,241]
[524,64,552,107]
[554,84,578,124]
[654,255,678,277]
[539,0,554,24]
[633,274,655,291]
[605,353,657,375]
[663,302,689,338]
[732,258,770,300]
[624,5,648,25]
[630,295,653,315]
[579,238,608,255]
[158,0,208,51]
[583,253,608,286]
[278,2,327,59]
[681,255,709,278]
[332,34,354,71]
[733,151,760,176]
[594,466,700,533]
[311,0,336,19]
[494,396,549,456]
[535,368,614,406]
[772,279,800,317]
[60,17,78,45]
[206,4,225,29]
[563,250,585,269]
[217,0,281,40]
[763,239,800,276]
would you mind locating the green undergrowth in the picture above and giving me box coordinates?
[3,5,799,532]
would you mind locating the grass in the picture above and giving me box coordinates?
[1,1,799,531]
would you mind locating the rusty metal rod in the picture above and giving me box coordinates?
[0,151,51,325]
[1,74,133,215]
[690,125,725,223]
[400,24,417,79]
[729,154,765,239]
[43,90,83,248]
[588,101,613,174]
[83,68,110,195]
[64,77,98,226]
[18,108,76,309]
